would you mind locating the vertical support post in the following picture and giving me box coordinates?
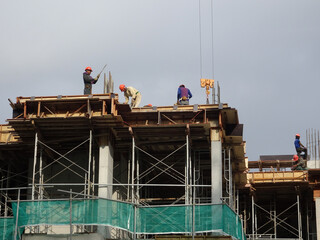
[273,197,277,238]
[131,136,135,203]
[212,86,216,104]
[104,72,107,94]
[127,158,131,202]
[39,148,43,200]
[136,150,140,203]
[210,127,222,204]
[98,135,114,199]
[297,194,302,240]
[217,81,221,104]
[192,147,196,240]
[185,134,189,205]
[315,197,320,240]
[87,130,92,197]
[236,190,239,215]
[32,133,38,200]
[70,190,73,240]
[133,204,137,240]
[97,134,114,238]
[92,154,95,196]
[228,148,233,208]
[252,195,255,238]
[14,189,20,240]
[306,200,310,240]
[132,136,136,240]
[5,164,10,217]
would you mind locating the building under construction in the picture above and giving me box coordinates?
[0,91,320,240]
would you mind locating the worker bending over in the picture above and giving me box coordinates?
[83,67,100,95]
[294,134,308,159]
[291,154,307,170]
[177,85,192,105]
[119,84,141,108]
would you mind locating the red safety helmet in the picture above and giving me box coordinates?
[296,134,300,137]
[119,84,126,92]
[293,155,299,161]
[85,67,92,72]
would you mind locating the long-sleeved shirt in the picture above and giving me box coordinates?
[124,86,140,104]
[177,87,192,100]
[83,72,97,94]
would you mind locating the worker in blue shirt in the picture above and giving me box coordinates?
[294,134,308,159]
[177,85,192,105]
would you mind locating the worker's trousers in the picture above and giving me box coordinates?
[131,93,142,108]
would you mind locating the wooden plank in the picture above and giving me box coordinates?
[37,101,41,118]
[247,171,308,183]
[23,103,27,119]
[16,93,118,104]
[102,100,106,115]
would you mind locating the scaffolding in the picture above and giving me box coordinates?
[0,94,247,239]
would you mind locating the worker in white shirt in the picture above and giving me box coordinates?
[119,84,141,108]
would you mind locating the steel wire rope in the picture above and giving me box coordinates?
[198,0,203,78]
[211,0,215,79]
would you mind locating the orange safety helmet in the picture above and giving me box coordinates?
[119,84,126,92]
[293,155,299,161]
[85,67,92,71]
[296,134,300,137]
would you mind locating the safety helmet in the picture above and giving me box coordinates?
[293,155,299,161]
[119,84,126,92]
[85,67,92,71]
[296,134,300,137]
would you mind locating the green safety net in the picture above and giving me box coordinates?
[11,199,245,240]
[0,217,15,240]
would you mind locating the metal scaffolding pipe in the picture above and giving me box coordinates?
[32,133,38,200]
[131,136,135,203]
[87,130,92,197]
[186,134,189,205]
[228,148,233,208]
[252,195,255,238]
[14,189,20,240]
[297,194,302,239]
[39,149,43,200]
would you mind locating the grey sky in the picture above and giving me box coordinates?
[1,0,319,161]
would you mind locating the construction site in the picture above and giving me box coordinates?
[0,76,319,240]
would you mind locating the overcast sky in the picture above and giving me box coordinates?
[1,0,319,161]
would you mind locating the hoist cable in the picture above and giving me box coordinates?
[198,0,203,78]
[211,0,215,79]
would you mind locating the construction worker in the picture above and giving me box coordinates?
[294,134,308,159]
[119,84,141,108]
[83,67,100,95]
[177,85,192,105]
[292,154,307,170]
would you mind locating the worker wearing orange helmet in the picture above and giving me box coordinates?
[292,154,307,170]
[83,67,100,95]
[294,134,308,159]
[119,84,141,108]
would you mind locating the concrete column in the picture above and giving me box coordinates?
[211,127,222,204]
[316,197,320,240]
[98,136,114,238]
[98,136,114,199]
